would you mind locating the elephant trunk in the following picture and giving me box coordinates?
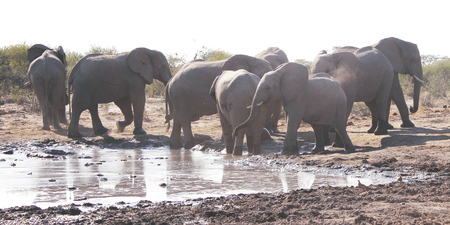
[233,101,262,138]
[410,66,423,113]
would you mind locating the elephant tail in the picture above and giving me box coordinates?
[164,84,171,132]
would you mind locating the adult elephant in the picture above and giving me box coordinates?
[255,47,289,133]
[312,46,394,136]
[210,69,267,156]
[334,37,423,128]
[165,54,273,148]
[235,63,355,155]
[373,37,423,128]
[68,48,172,138]
[27,44,67,130]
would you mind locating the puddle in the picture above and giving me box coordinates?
[0,146,396,209]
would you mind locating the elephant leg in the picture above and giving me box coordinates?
[89,104,109,136]
[131,100,147,135]
[334,125,355,152]
[169,119,183,148]
[114,97,133,132]
[68,109,83,138]
[59,93,68,124]
[311,125,326,153]
[391,74,415,128]
[323,127,331,146]
[233,131,244,156]
[50,94,63,131]
[246,134,254,155]
[218,112,234,154]
[182,122,195,149]
[281,112,302,155]
[365,101,378,133]
[34,86,51,130]
[270,100,282,133]
[385,98,394,129]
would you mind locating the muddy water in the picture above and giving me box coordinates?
[0,146,395,209]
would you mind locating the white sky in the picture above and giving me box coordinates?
[1,0,448,61]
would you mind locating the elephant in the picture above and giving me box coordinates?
[67,47,172,138]
[255,47,289,134]
[312,46,394,137]
[235,62,355,155]
[165,54,273,149]
[27,44,67,130]
[209,69,267,156]
[373,37,423,128]
[333,37,423,128]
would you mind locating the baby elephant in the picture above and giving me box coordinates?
[235,62,354,154]
[210,69,268,155]
[305,73,355,153]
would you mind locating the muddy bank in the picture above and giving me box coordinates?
[0,98,449,224]
[0,175,448,224]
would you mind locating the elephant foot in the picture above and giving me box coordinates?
[94,127,109,136]
[367,126,377,133]
[169,140,183,149]
[252,144,261,155]
[374,128,388,135]
[133,128,147,135]
[233,146,243,156]
[387,123,394,129]
[281,146,298,155]
[184,140,197,149]
[345,146,356,153]
[117,121,132,132]
[401,120,415,128]
[311,146,325,154]
[332,141,344,148]
[53,124,63,131]
[68,130,82,139]
[42,125,50,131]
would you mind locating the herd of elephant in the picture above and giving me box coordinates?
[27,37,423,156]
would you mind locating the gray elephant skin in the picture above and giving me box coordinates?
[210,69,268,156]
[312,46,394,137]
[373,37,423,128]
[165,54,273,149]
[68,48,172,138]
[235,62,355,155]
[255,47,289,133]
[27,44,67,130]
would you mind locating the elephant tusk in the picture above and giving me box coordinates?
[413,75,424,85]
[256,101,264,107]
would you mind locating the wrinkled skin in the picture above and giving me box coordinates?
[165,54,272,149]
[312,46,394,139]
[27,44,67,130]
[235,63,355,155]
[210,69,267,156]
[373,37,423,128]
[255,47,289,134]
[68,48,171,138]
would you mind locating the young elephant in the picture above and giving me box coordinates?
[235,62,355,154]
[27,44,67,130]
[210,69,267,155]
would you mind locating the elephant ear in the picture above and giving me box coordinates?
[278,62,309,103]
[27,44,51,63]
[374,38,406,73]
[56,46,66,66]
[127,48,154,84]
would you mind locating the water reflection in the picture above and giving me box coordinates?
[0,147,393,209]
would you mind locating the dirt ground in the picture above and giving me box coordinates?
[0,97,449,224]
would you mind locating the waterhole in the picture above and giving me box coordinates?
[0,146,396,209]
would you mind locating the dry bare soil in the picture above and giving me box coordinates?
[0,97,449,224]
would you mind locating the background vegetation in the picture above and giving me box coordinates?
[0,43,448,115]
